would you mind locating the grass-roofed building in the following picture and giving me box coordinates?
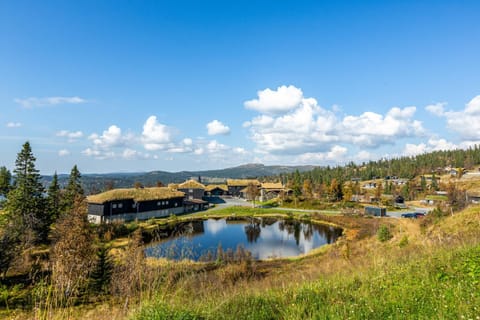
[227,179,261,197]
[177,179,208,212]
[86,187,185,223]
[205,184,228,196]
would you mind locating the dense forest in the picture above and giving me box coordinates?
[278,146,480,187]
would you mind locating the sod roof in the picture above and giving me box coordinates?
[261,182,284,189]
[87,187,185,204]
[178,179,206,189]
[204,184,228,192]
[226,179,261,187]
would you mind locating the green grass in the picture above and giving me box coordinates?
[425,195,448,201]
[133,243,480,319]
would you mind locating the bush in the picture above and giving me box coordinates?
[377,225,393,242]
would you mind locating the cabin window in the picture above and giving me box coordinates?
[112,204,117,209]
[174,202,178,207]
[157,201,161,206]
[118,203,123,209]
[189,189,193,192]
[132,203,136,208]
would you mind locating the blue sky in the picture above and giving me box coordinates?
[1,0,479,174]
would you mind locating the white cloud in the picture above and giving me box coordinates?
[425,102,446,116]
[6,122,21,128]
[245,86,425,155]
[340,106,424,147]
[437,95,480,140]
[122,148,150,160]
[58,149,70,157]
[56,130,84,141]
[206,140,229,153]
[355,150,373,161]
[245,97,339,154]
[244,85,303,114]
[297,145,348,163]
[142,116,173,151]
[403,138,458,156]
[89,125,131,149]
[82,148,115,160]
[207,120,230,135]
[14,96,87,108]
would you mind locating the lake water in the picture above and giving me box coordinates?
[145,218,343,261]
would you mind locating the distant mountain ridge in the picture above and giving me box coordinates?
[42,163,316,192]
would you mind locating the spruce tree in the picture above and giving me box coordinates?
[0,166,12,196]
[89,245,113,294]
[47,172,61,223]
[5,142,47,244]
[62,165,84,212]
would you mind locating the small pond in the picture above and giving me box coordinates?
[145,218,343,261]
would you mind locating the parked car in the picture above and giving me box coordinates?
[401,212,425,219]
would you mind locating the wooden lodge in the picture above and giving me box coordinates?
[87,187,186,223]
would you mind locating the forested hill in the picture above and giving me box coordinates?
[278,147,480,185]
[41,163,315,193]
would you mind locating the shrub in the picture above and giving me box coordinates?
[377,225,393,242]
[399,235,409,247]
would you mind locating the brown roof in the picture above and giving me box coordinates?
[227,179,261,187]
[261,182,284,189]
[178,179,206,189]
[205,184,228,192]
[87,187,184,204]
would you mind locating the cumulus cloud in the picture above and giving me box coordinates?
[207,120,230,135]
[122,148,151,160]
[89,125,131,149]
[403,138,458,156]
[244,85,303,114]
[245,97,339,154]
[14,96,87,108]
[82,147,115,160]
[340,106,424,147]
[142,116,174,151]
[432,95,480,140]
[56,130,83,141]
[58,149,70,157]
[6,122,21,128]
[244,86,425,156]
[297,145,348,163]
[425,102,446,116]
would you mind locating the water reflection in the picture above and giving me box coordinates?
[145,218,342,261]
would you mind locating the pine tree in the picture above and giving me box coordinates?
[62,165,84,212]
[431,174,439,191]
[420,176,427,192]
[47,172,62,223]
[5,142,47,244]
[0,166,12,196]
[89,245,113,294]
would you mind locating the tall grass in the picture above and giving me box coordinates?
[133,243,480,319]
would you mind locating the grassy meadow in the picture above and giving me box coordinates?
[1,205,479,320]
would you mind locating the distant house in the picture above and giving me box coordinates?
[177,179,205,200]
[177,179,208,211]
[362,182,377,189]
[394,195,406,208]
[87,187,185,223]
[259,182,289,202]
[205,184,228,196]
[227,179,261,197]
[466,191,480,204]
